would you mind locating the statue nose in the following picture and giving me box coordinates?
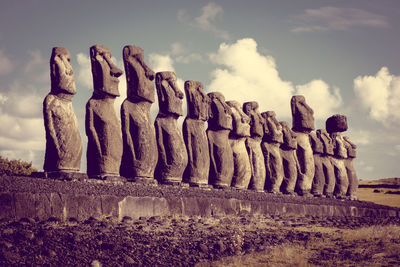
[110,64,123,78]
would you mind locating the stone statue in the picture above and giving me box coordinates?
[182,80,210,187]
[343,136,358,200]
[226,100,251,189]
[43,47,82,174]
[243,102,266,192]
[326,115,349,199]
[207,92,234,188]
[310,131,324,197]
[279,121,299,195]
[154,71,188,185]
[86,45,123,178]
[120,45,158,183]
[261,111,284,193]
[316,129,336,198]
[291,95,315,196]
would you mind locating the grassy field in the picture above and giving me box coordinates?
[357,178,400,208]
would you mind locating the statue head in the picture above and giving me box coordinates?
[50,47,76,95]
[207,92,232,130]
[280,121,297,150]
[184,80,209,121]
[226,100,250,137]
[316,129,334,155]
[123,45,155,102]
[243,101,264,138]
[261,111,283,143]
[90,45,123,97]
[155,71,184,116]
[291,95,315,133]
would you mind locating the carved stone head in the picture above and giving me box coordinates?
[185,80,209,121]
[123,45,155,102]
[90,45,123,97]
[243,101,264,138]
[291,95,315,133]
[155,71,184,116]
[316,129,334,155]
[261,111,283,143]
[226,100,250,137]
[280,121,297,150]
[343,136,357,158]
[50,47,76,95]
[207,92,232,130]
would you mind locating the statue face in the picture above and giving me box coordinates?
[291,95,315,132]
[50,47,76,95]
[90,45,123,97]
[226,100,250,137]
[207,92,232,130]
[185,80,209,121]
[156,71,184,116]
[261,111,283,143]
[243,101,263,138]
[123,45,155,102]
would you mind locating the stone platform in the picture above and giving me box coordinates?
[0,175,398,222]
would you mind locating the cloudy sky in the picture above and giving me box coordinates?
[0,0,399,180]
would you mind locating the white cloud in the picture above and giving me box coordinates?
[76,53,92,89]
[292,6,390,32]
[149,54,175,73]
[295,80,342,119]
[208,38,342,119]
[175,53,203,64]
[24,50,45,73]
[0,49,15,75]
[353,67,400,125]
[178,2,230,40]
[345,129,371,146]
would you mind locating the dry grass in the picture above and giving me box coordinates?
[357,188,400,208]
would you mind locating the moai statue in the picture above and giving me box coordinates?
[86,45,123,178]
[207,92,234,188]
[154,71,188,185]
[182,80,210,187]
[343,136,358,200]
[310,131,325,197]
[316,129,336,198]
[243,102,266,192]
[261,111,284,193]
[279,121,299,195]
[120,45,158,183]
[226,100,251,189]
[43,47,82,174]
[291,95,315,196]
[326,114,349,199]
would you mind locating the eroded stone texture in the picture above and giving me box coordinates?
[44,47,82,173]
[86,45,123,177]
[120,45,158,182]
[279,121,298,195]
[226,101,251,189]
[326,114,348,134]
[182,80,210,186]
[291,96,315,196]
[154,72,188,184]
[343,136,358,200]
[261,111,284,193]
[207,92,234,188]
[243,102,266,192]
[330,132,349,198]
[317,129,336,197]
[310,132,324,197]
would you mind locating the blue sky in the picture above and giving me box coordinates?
[0,0,399,180]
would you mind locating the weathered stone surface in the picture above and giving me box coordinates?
[291,95,315,133]
[261,111,284,193]
[226,101,251,189]
[291,96,315,196]
[120,45,158,181]
[310,132,325,196]
[279,121,298,195]
[343,136,358,200]
[317,129,335,197]
[182,81,210,186]
[207,92,234,188]
[326,114,348,134]
[154,72,188,184]
[86,45,123,177]
[243,102,266,192]
[44,47,82,173]
[330,132,349,198]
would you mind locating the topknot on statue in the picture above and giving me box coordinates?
[326,114,348,134]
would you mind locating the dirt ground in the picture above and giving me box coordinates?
[1,214,399,266]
